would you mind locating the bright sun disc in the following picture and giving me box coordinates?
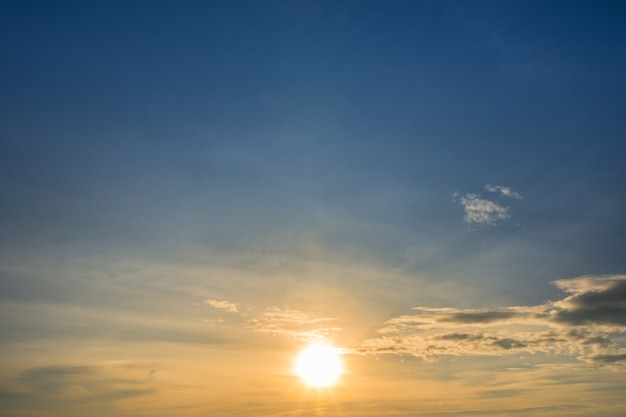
[295,343,343,387]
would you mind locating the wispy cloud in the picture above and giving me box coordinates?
[454,184,522,225]
[245,307,340,342]
[485,184,523,199]
[204,299,238,313]
[0,363,155,408]
[357,275,626,365]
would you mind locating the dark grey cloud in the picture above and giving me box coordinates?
[552,280,626,326]
[439,311,519,324]
[479,389,524,399]
[492,338,527,350]
[437,333,530,350]
[437,333,485,341]
[19,366,96,394]
[589,353,626,364]
[0,364,156,416]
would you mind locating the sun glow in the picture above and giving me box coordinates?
[295,343,343,387]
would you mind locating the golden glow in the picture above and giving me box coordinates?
[294,343,343,387]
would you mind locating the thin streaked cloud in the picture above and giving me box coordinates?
[204,299,239,313]
[0,363,156,410]
[485,184,523,199]
[245,307,340,341]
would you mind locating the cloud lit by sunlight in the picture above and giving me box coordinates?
[204,299,239,313]
[357,275,626,365]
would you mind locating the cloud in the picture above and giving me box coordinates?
[199,300,341,343]
[439,310,520,324]
[358,275,626,365]
[204,299,238,313]
[552,274,626,294]
[589,353,626,363]
[246,307,340,341]
[19,366,97,394]
[485,184,523,199]
[551,276,626,326]
[0,364,155,411]
[454,193,510,225]
[453,184,522,225]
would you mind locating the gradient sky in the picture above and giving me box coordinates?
[1,1,626,416]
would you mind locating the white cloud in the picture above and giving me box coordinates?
[204,299,238,313]
[456,193,510,225]
[485,184,523,199]
[453,184,522,225]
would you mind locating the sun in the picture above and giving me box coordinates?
[294,343,343,387]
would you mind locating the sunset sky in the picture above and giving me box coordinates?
[1,1,626,416]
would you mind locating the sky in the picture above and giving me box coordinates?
[1,1,626,416]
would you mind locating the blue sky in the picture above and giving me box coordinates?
[1,1,626,416]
